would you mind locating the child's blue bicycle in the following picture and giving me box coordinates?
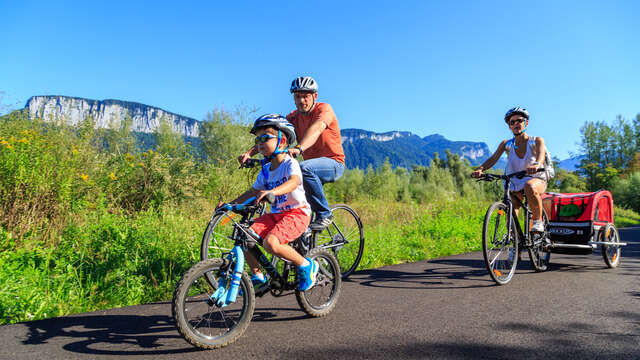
[171,194,342,349]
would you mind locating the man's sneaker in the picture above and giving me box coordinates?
[250,274,269,296]
[297,258,319,291]
[531,220,545,233]
[310,214,333,231]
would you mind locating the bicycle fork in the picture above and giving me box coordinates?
[210,246,245,308]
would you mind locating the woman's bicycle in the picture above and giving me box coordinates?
[172,194,341,349]
[200,158,365,278]
[478,169,552,285]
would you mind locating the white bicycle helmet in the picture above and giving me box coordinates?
[250,113,297,146]
[504,107,530,122]
[290,76,318,93]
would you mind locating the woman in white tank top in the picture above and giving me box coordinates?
[471,107,548,232]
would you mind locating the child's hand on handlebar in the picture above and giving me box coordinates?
[216,201,229,210]
[237,152,252,166]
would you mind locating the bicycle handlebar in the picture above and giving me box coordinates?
[218,193,275,213]
[477,168,546,182]
[240,158,262,169]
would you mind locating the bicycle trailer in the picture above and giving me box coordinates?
[541,190,621,254]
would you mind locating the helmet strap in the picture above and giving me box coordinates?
[260,130,284,181]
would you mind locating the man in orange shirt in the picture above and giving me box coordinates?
[239,76,345,230]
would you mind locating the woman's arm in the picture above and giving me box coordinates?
[472,140,507,177]
[526,137,547,174]
[534,137,546,165]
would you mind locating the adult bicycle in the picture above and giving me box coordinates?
[200,158,365,278]
[477,169,552,285]
[172,194,341,349]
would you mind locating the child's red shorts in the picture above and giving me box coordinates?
[250,208,311,244]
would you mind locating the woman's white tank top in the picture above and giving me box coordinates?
[505,137,546,191]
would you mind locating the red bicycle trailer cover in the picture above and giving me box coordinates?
[542,190,613,225]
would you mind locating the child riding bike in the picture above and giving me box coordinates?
[471,107,549,232]
[218,114,318,292]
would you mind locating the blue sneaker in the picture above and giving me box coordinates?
[297,258,319,291]
[250,274,268,292]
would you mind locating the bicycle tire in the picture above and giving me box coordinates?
[201,211,239,261]
[172,258,255,349]
[528,212,551,272]
[314,204,364,278]
[295,247,342,317]
[601,223,621,268]
[482,202,518,285]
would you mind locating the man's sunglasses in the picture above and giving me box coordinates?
[508,118,526,125]
[254,134,277,144]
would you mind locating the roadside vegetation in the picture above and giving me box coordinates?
[0,109,638,325]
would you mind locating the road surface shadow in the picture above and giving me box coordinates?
[287,310,640,359]
[352,258,492,290]
[21,313,198,356]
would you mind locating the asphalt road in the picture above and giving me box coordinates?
[1,227,638,360]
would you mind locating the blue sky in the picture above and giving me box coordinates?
[1,1,638,159]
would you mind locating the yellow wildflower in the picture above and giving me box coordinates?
[18,138,29,144]
[80,173,89,182]
[109,172,117,181]
[72,147,79,155]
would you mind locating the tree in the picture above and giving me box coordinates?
[199,107,254,165]
[578,115,640,190]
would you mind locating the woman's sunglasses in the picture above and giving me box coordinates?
[508,118,525,126]
[254,133,277,144]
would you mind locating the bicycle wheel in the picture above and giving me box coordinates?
[201,204,267,261]
[528,212,551,272]
[295,247,342,317]
[201,211,238,261]
[314,204,364,278]
[172,258,255,349]
[601,223,621,268]
[482,202,518,285]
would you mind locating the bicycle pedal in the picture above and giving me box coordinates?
[255,284,271,297]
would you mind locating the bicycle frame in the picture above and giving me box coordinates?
[210,196,295,307]
[488,169,545,249]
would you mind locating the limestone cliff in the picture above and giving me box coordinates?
[25,95,200,137]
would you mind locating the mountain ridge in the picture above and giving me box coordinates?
[21,95,577,171]
[25,95,200,137]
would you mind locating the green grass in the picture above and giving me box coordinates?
[352,199,488,270]
[0,207,206,324]
[614,206,640,228]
